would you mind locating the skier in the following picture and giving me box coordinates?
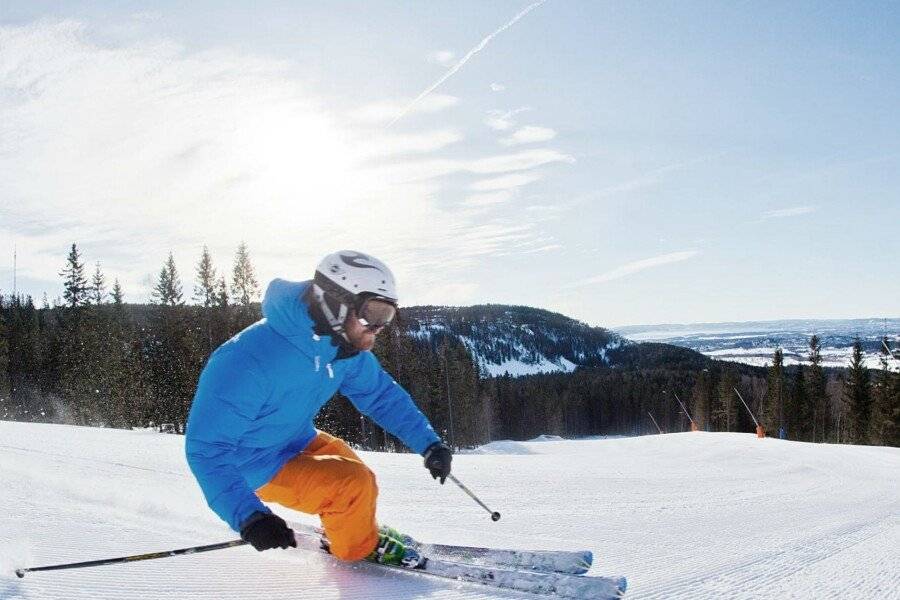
[185,250,453,566]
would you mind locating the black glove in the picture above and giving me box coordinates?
[239,512,297,551]
[423,441,453,484]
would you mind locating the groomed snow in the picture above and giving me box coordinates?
[1,421,898,599]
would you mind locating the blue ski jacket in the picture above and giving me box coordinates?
[185,279,440,531]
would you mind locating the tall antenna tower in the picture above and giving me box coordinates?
[12,244,16,298]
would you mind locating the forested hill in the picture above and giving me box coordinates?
[114,301,712,376]
[115,301,715,376]
[400,304,712,376]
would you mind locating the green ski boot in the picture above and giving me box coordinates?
[367,527,425,568]
[378,524,415,547]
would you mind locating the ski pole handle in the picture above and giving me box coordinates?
[15,539,247,578]
[447,473,501,521]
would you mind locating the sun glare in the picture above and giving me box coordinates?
[237,107,360,221]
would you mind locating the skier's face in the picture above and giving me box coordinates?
[344,310,384,351]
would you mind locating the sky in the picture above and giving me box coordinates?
[1,1,898,327]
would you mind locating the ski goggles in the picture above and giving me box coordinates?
[356,297,397,331]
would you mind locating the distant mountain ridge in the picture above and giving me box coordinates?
[615,318,900,370]
[400,304,711,377]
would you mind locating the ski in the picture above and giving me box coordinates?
[290,521,593,575]
[289,524,626,598]
[409,538,592,575]
[379,555,627,599]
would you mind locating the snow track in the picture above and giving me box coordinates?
[637,517,897,599]
[1,421,897,599]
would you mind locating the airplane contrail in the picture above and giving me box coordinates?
[387,0,549,128]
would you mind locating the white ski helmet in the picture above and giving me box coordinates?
[310,251,398,339]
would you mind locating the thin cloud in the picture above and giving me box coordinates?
[485,107,531,131]
[357,129,463,156]
[462,191,515,206]
[571,251,700,287]
[500,125,557,146]
[467,148,574,174]
[349,94,458,123]
[522,243,562,254]
[470,172,542,191]
[587,153,727,200]
[371,148,573,186]
[425,281,479,304]
[521,204,568,224]
[428,50,456,66]
[761,206,817,220]
[489,82,506,92]
[387,0,548,127]
[130,11,161,22]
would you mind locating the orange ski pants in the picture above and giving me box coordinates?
[256,431,379,561]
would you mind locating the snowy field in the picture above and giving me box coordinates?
[1,421,898,599]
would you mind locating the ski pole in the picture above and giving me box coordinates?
[447,473,501,521]
[15,539,247,578]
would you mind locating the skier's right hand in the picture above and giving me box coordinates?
[423,441,453,484]
[239,511,297,551]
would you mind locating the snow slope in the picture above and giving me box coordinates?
[1,421,898,599]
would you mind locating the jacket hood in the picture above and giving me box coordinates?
[262,279,338,361]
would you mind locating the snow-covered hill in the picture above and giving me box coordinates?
[402,305,709,377]
[1,421,897,599]
[404,305,623,377]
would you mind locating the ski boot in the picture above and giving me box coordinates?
[378,524,415,547]
[367,527,425,568]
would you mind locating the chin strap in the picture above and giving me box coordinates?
[310,283,350,343]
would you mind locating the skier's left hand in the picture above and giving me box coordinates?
[423,441,453,484]
[239,511,297,551]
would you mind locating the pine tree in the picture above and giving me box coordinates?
[56,246,100,424]
[763,348,785,436]
[111,279,124,306]
[90,261,106,304]
[843,338,872,444]
[55,244,97,424]
[193,246,218,307]
[152,253,184,306]
[715,369,739,431]
[146,253,195,433]
[0,301,9,403]
[231,242,260,306]
[60,243,89,308]
[808,335,829,442]
[787,364,811,441]
[215,277,229,308]
[868,338,898,446]
[892,361,900,447]
[690,369,712,430]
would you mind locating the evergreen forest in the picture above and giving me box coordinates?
[1,244,897,449]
